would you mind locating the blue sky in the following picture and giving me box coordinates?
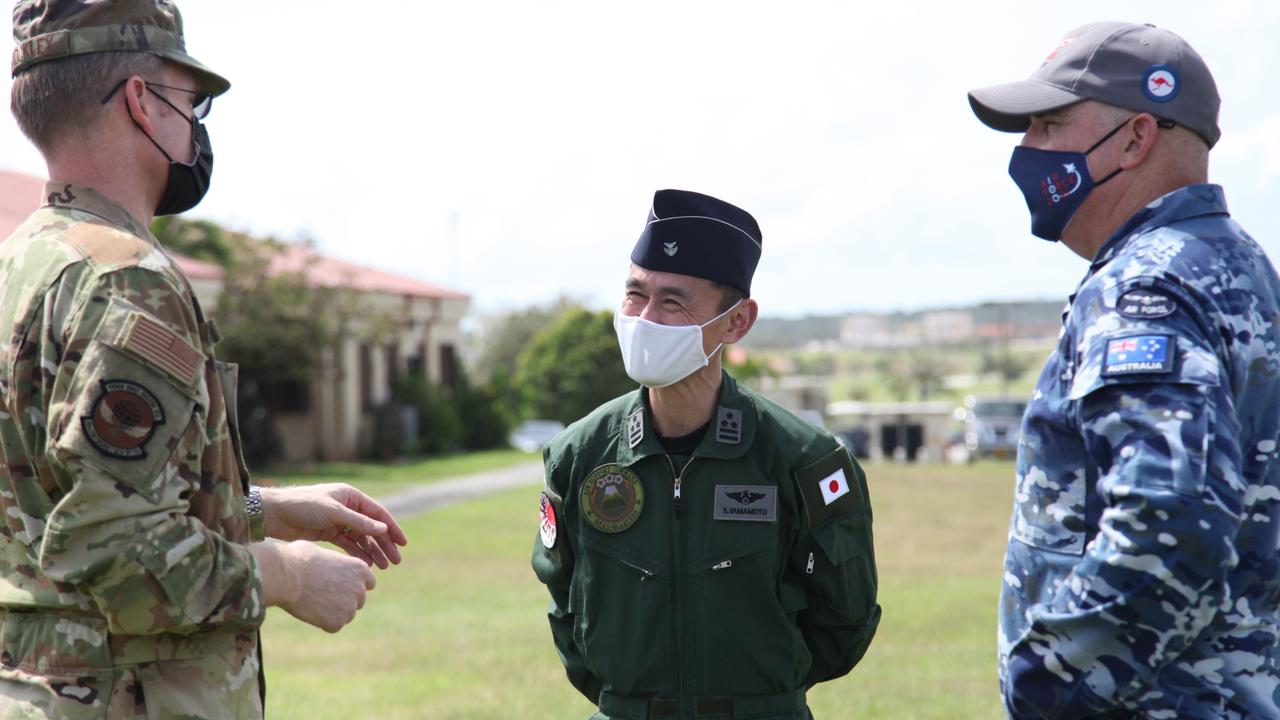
[3,1,1277,317]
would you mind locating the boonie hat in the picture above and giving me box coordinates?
[968,21,1219,147]
[631,190,763,296]
[11,0,229,96]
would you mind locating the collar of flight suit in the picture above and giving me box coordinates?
[1089,183,1229,272]
[40,181,160,247]
[614,369,758,467]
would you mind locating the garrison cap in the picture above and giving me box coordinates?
[11,0,229,96]
[968,22,1220,147]
[631,189,763,296]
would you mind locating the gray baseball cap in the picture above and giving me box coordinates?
[968,22,1220,147]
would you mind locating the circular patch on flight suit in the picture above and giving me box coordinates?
[80,379,165,460]
[579,464,644,533]
[539,492,558,549]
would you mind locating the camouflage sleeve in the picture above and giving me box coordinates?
[1003,280,1240,719]
[792,444,881,687]
[530,447,602,703]
[38,266,264,636]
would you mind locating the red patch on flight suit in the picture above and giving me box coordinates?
[81,379,166,460]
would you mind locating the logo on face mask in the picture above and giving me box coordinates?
[663,241,678,256]
[1041,163,1084,204]
[1007,117,1132,242]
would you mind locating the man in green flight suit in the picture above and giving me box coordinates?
[532,189,880,720]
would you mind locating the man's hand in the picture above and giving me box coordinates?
[258,484,408,568]
[253,540,377,633]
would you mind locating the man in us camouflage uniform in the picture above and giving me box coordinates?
[1,2,407,718]
[969,22,1280,719]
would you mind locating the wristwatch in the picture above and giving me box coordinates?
[245,486,266,541]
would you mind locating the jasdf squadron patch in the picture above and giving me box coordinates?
[580,464,644,533]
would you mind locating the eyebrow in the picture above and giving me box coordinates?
[625,277,694,300]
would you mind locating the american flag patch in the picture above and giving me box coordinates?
[118,313,203,387]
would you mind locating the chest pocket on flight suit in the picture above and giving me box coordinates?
[1011,344,1089,555]
[570,471,670,692]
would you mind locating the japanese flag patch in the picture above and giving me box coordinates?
[819,468,850,505]
[539,492,558,549]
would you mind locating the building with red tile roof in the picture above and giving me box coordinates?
[1,169,470,462]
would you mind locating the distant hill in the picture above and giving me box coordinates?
[742,300,1063,349]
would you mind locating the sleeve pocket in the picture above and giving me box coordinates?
[52,300,206,503]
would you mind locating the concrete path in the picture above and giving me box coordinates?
[378,459,543,518]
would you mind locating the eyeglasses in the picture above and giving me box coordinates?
[101,79,214,120]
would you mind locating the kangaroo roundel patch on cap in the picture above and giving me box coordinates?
[81,379,166,460]
[580,464,644,533]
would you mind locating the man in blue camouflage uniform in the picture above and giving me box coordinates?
[970,22,1280,719]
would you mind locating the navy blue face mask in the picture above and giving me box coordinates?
[1007,118,1131,242]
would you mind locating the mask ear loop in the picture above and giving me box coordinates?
[701,298,746,363]
[1086,116,1138,188]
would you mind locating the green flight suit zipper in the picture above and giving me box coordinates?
[666,454,696,717]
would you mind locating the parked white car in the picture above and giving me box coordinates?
[508,420,566,453]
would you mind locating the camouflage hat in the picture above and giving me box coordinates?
[11,0,229,96]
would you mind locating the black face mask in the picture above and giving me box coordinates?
[147,119,213,216]
[128,92,215,216]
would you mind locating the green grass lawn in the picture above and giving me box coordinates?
[261,461,1013,719]
[256,448,534,498]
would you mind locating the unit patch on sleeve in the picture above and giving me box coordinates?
[580,464,645,533]
[713,485,777,522]
[1116,289,1177,320]
[539,492,558,549]
[80,379,166,460]
[1102,334,1176,376]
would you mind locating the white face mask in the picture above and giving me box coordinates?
[613,301,742,388]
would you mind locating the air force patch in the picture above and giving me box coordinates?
[1102,334,1176,376]
[81,379,165,460]
[1117,289,1176,319]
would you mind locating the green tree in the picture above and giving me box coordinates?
[516,308,634,425]
[151,215,234,266]
[472,296,582,381]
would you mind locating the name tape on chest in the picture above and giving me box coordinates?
[712,484,777,522]
[1102,334,1176,377]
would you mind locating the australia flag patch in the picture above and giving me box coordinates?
[1102,334,1176,376]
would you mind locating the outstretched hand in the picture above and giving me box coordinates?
[259,484,408,568]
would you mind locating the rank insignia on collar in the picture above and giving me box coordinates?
[580,464,645,533]
[626,408,644,449]
[81,379,165,460]
[716,407,742,445]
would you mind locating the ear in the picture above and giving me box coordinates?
[121,76,156,136]
[719,298,759,345]
[1118,113,1160,170]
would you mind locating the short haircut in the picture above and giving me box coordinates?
[11,51,163,154]
[712,281,746,313]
